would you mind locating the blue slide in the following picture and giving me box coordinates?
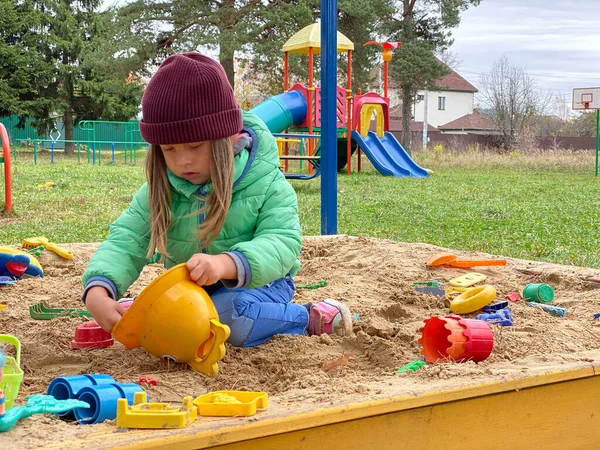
[351,130,429,178]
[250,91,428,178]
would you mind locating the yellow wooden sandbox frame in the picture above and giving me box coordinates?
[43,359,599,449]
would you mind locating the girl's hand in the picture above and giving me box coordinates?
[85,287,127,333]
[186,253,237,286]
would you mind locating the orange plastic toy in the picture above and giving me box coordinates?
[427,252,507,268]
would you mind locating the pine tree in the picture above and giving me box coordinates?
[114,0,394,96]
[386,0,482,152]
[0,0,144,153]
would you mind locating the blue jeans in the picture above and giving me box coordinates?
[210,277,309,347]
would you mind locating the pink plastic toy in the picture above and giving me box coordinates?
[418,315,494,363]
[71,321,114,350]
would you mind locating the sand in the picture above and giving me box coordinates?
[0,236,599,448]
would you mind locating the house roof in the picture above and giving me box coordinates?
[434,59,477,93]
[388,120,439,132]
[438,110,497,131]
[389,104,402,119]
[282,24,354,54]
[368,59,478,93]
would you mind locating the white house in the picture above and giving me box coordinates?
[412,66,478,128]
[370,62,479,130]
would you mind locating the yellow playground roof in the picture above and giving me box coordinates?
[282,23,354,54]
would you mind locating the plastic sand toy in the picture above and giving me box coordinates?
[73,383,143,424]
[476,308,514,326]
[0,276,16,286]
[527,302,566,318]
[505,292,521,302]
[482,301,509,313]
[29,301,92,320]
[0,395,90,432]
[0,352,5,416]
[427,253,507,268]
[116,392,197,429]
[48,375,143,425]
[21,237,73,260]
[395,360,427,374]
[193,391,268,417]
[112,263,230,376]
[0,246,43,279]
[47,374,116,419]
[449,273,487,288]
[71,321,114,349]
[0,335,23,409]
[414,281,445,297]
[523,283,554,303]
[449,285,496,314]
[418,315,494,363]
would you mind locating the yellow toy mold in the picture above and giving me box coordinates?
[116,392,197,429]
[193,390,268,417]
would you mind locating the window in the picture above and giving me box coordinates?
[417,94,425,101]
[438,96,446,111]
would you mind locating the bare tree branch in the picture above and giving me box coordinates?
[479,56,551,150]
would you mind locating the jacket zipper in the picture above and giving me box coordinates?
[198,186,207,254]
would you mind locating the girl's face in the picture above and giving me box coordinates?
[160,141,212,185]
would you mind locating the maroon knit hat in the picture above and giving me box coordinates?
[140,53,242,145]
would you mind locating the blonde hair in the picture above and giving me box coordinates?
[145,137,235,259]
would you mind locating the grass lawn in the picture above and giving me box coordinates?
[1,148,600,268]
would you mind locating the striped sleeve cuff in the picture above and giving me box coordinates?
[82,276,118,303]
[222,251,252,289]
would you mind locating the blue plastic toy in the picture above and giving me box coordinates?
[0,249,43,279]
[47,374,144,424]
[0,277,16,286]
[0,254,30,279]
[73,383,143,424]
[0,395,89,432]
[47,374,116,419]
[476,308,513,326]
[482,301,509,313]
[527,302,566,318]
[594,313,600,320]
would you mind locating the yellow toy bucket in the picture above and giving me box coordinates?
[113,264,230,376]
[0,334,24,409]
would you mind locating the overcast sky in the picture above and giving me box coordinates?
[450,0,600,104]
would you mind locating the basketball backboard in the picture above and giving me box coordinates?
[572,87,600,110]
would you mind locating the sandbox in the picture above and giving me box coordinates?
[0,236,599,448]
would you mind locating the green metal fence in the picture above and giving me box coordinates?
[0,116,148,165]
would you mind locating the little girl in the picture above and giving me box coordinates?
[82,52,352,347]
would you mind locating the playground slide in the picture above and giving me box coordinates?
[351,130,429,178]
[250,91,307,133]
[251,91,428,178]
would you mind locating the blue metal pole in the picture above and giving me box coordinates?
[51,141,54,164]
[320,0,338,235]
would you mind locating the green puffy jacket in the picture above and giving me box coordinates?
[83,111,302,298]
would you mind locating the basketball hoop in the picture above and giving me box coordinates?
[573,87,600,177]
[573,88,600,111]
